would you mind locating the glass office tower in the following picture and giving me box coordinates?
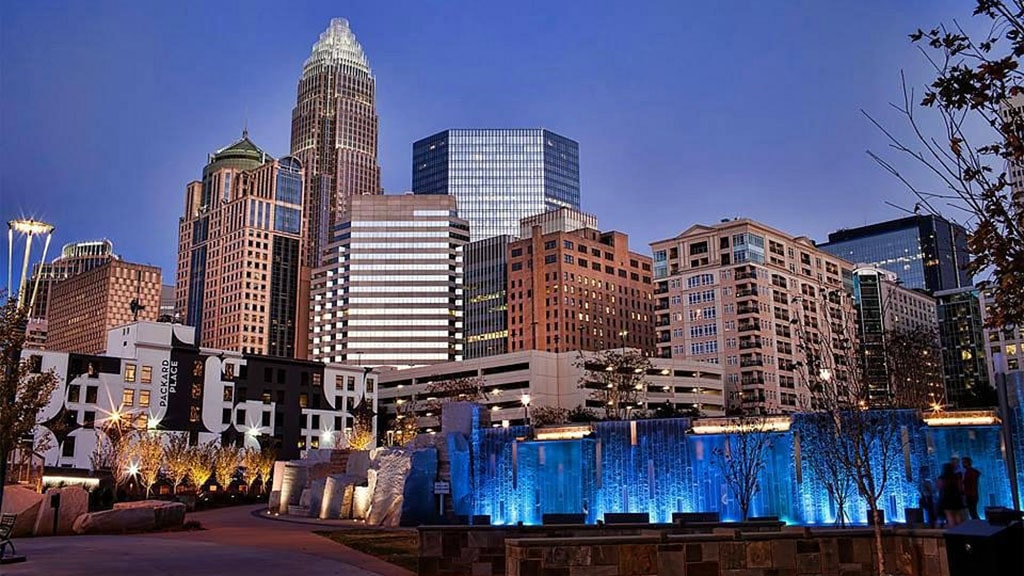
[412,129,580,241]
[464,235,511,359]
[819,215,971,293]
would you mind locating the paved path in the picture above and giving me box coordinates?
[2,505,415,576]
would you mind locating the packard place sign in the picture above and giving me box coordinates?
[159,359,178,408]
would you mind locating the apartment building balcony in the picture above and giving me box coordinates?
[657,333,672,344]
[655,315,671,327]
[738,337,762,349]
[736,303,759,315]
[740,356,764,367]
[738,320,761,332]
[736,287,759,298]
[735,269,757,281]
[740,376,766,386]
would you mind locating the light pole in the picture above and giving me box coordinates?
[521,393,531,427]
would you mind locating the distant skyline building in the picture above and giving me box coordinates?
[850,266,939,405]
[507,208,654,355]
[175,132,306,358]
[412,129,580,241]
[935,286,993,408]
[651,218,855,414]
[310,194,469,366]
[819,215,971,293]
[28,239,117,320]
[981,286,1024,375]
[291,18,381,268]
[464,235,512,359]
[46,259,161,354]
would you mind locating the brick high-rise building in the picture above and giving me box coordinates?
[651,219,855,414]
[291,18,381,268]
[176,131,306,358]
[28,239,117,320]
[46,259,161,354]
[507,208,655,354]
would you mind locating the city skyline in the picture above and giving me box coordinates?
[1,1,972,287]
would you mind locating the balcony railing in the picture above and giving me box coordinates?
[736,288,759,298]
[738,321,761,332]
[738,339,762,349]
[737,304,759,315]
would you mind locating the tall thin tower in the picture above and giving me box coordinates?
[291,18,381,268]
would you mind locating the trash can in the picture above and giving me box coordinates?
[944,519,1023,576]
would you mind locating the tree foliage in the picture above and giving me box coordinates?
[0,293,60,511]
[163,432,192,490]
[212,443,241,489]
[576,349,652,420]
[868,0,1024,326]
[348,396,376,450]
[187,441,216,491]
[130,432,165,497]
[530,406,570,427]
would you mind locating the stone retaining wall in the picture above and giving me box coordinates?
[417,522,784,576]
[504,528,949,576]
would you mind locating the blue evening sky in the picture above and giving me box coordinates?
[1,0,973,287]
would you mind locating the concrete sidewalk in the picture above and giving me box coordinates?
[1,505,415,576]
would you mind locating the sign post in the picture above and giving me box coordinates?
[433,481,450,517]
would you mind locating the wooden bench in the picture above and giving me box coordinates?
[0,513,16,557]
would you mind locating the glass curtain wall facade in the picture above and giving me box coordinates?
[820,215,971,292]
[935,287,994,408]
[290,18,381,268]
[412,129,580,241]
[310,195,469,366]
[464,235,512,359]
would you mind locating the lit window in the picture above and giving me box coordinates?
[124,364,137,383]
[122,389,135,407]
[140,365,152,384]
[139,390,150,408]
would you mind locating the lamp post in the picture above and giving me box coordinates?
[521,393,531,427]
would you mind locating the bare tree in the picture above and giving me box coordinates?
[255,445,277,495]
[796,285,906,576]
[90,414,137,493]
[163,432,192,491]
[867,0,1024,327]
[576,349,652,420]
[710,409,775,521]
[386,399,419,446]
[348,397,376,450]
[530,406,570,426]
[240,446,261,492]
[0,293,60,511]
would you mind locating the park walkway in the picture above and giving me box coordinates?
[1,504,414,576]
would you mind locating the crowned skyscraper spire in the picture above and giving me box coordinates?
[291,18,381,268]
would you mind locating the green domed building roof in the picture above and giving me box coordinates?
[204,129,273,175]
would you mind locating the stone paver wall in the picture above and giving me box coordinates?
[504,528,949,576]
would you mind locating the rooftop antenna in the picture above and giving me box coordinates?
[243,106,249,139]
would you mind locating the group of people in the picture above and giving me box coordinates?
[918,456,981,528]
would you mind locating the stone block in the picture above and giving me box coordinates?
[773,540,797,568]
[795,553,820,575]
[569,566,618,576]
[367,448,412,526]
[154,502,186,529]
[657,550,685,576]
[320,476,342,519]
[346,450,371,478]
[720,543,746,569]
[746,540,772,568]
[32,486,87,536]
[545,545,592,567]
[687,561,721,576]
[1,485,40,538]
[593,545,619,566]
[618,544,656,576]
[73,506,155,534]
[268,490,281,512]
[307,478,326,516]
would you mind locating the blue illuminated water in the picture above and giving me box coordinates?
[470,404,1024,526]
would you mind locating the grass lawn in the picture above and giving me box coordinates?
[316,528,419,572]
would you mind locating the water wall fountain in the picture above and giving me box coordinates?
[470,404,1023,526]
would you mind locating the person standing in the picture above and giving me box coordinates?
[962,457,981,520]
[917,466,937,527]
[938,462,966,528]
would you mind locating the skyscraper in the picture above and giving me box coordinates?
[176,132,306,358]
[28,239,117,320]
[819,215,972,292]
[412,129,580,241]
[935,287,994,408]
[291,18,381,268]
[651,219,855,414]
[464,235,512,359]
[311,195,469,366]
